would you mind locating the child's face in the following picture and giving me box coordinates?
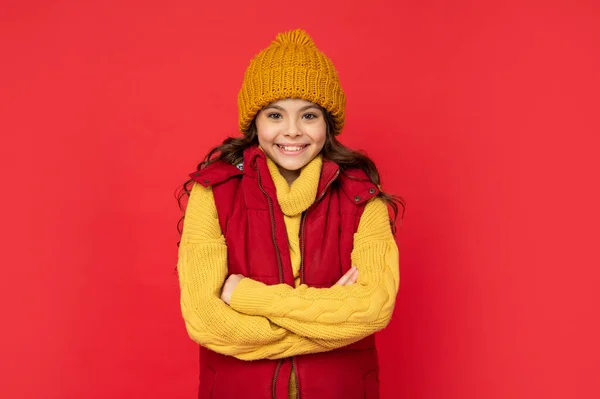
[255,98,327,182]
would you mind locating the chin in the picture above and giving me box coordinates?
[278,160,305,171]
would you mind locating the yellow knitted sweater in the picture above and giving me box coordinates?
[177,154,400,397]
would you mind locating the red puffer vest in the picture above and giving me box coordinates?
[190,145,381,399]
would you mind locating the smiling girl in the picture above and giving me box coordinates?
[177,29,404,399]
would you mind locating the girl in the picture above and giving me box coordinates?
[177,29,404,399]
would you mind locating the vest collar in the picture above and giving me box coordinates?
[191,145,379,205]
[189,160,242,187]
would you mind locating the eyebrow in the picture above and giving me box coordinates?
[263,104,322,112]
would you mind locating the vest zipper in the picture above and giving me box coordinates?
[294,169,340,398]
[291,357,300,399]
[259,165,339,399]
[256,165,287,399]
[272,358,284,399]
[256,165,284,283]
[300,169,340,284]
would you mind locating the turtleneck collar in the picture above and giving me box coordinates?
[265,153,323,217]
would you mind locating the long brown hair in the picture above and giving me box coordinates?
[175,108,405,239]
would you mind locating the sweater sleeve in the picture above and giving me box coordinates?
[229,197,400,341]
[178,182,362,359]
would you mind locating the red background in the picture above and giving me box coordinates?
[1,0,599,398]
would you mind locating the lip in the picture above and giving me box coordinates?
[275,143,309,156]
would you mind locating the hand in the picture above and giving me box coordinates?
[221,274,245,305]
[333,266,358,287]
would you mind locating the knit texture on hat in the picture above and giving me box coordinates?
[237,29,346,135]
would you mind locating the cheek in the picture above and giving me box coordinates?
[256,123,276,144]
[310,125,327,148]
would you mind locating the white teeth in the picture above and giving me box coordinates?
[278,145,305,152]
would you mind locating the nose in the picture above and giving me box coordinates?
[285,118,302,137]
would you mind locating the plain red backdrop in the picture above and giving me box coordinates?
[1,0,599,398]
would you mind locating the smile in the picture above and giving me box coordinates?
[276,144,308,153]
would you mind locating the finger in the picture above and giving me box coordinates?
[335,269,350,286]
[335,267,356,286]
[347,269,359,285]
[334,274,349,286]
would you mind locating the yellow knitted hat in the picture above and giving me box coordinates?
[238,29,346,135]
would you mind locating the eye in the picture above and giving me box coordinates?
[267,112,282,119]
[303,113,319,120]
